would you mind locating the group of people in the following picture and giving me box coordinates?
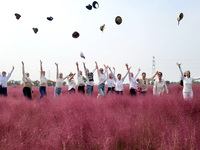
[0,61,199,100]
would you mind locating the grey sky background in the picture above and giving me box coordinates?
[0,0,200,84]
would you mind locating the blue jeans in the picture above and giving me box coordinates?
[54,87,62,97]
[86,85,93,95]
[39,86,47,99]
[98,83,106,96]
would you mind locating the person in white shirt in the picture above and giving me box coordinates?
[67,72,76,94]
[109,64,130,95]
[137,71,158,95]
[40,60,55,99]
[126,64,140,96]
[106,67,115,94]
[76,62,85,94]
[54,63,68,97]
[0,66,14,97]
[83,62,96,96]
[177,63,200,99]
[153,72,168,95]
[95,62,107,97]
[22,62,33,99]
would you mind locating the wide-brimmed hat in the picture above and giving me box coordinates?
[33,28,38,34]
[92,1,99,9]
[15,13,21,20]
[86,4,92,10]
[72,31,80,38]
[47,16,53,21]
[115,16,122,25]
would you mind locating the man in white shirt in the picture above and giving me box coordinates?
[106,67,115,94]
[153,72,168,95]
[76,62,85,94]
[83,62,96,96]
[0,66,14,97]
[67,72,76,94]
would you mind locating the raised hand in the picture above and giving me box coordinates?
[55,63,58,66]
[138,68,141,72]
[76,62,78,66]
[113,67,115,70]
[176,62,181,68]
[40,60,42,64]
[12,66,14,70]
[22,61,24,65]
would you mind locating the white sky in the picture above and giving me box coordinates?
[0,0,200,83]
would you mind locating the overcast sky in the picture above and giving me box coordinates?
[0,0,200,84]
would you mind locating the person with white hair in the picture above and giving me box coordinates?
[0,66,14,97]
[177,63,200,99]
[22,62,33,99]
[153,72,168,95]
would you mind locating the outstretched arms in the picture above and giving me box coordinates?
[7,66,14,80]
[122,64,131,81]
[68,73,76,81]
[22,61,25,78]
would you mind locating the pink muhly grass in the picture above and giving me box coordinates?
[0,85,200,149]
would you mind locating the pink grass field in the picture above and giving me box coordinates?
[0,85,200,150]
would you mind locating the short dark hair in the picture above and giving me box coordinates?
[184,71,190,78]
[117,73,121,77]
[2,71,6,74]
[158,72,162,76]
[142,72,146,75]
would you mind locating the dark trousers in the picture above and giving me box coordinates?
[68,88,75,94]
[87,85,93,96]
[23,87,32,100]
[107,87,115,94]
[78,85,85,94]
[39,86,47,99]
[130,88,137,96]
[140,91,147,95]
[116,91,123,95]
[0,86,7,97]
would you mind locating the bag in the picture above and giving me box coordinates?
[180,79,183,86]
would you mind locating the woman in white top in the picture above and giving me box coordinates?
[22,61,33,99]
[76,62,85,94]
[109,64,130,95]
[40,60,55,99]
[54,63,68,97]
[67,72,76,94]
[153,72,168,95]
[95,62,107,97]
[0,66,14,97]
[177,63,200,99]
[106,67,115,94]
[126,64,140,96]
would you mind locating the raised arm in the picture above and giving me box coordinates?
[150,71,158,81]
[55,63,58,79]
[122,64,131,81]
[22,62,25,78]
[68,73,76,81]
[113,67,115,76]
[109,67,117,82]
[134,68,141,79]
[83,62,88,77]
[177,63,184,79]
[7,66,14,80]
[40,60,43,77]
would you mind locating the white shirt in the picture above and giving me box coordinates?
[111,70,129,91]
[55,78,65,88]
[0,69,14,87]
[97,69,107,85]
[129,71,139,89]
[67,78,76,90]
[77,71,85,85]
[22,66,33,88]
[40,76,48,84]
[85,68,96,86]
[106,69,115,88]
[182,77,199,93]
[138,78,152,92]
[153,79,168,95]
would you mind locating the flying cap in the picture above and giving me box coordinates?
[72,31,80,38]
[177,13,184,25]
[15,13,21,20]
[33,28,38,34]
[47,16,53,21]
[80,52,85,59]
[86,4,92,10]
[100,24,105,32]
[115,16,122,25]
[92,1,99,9]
